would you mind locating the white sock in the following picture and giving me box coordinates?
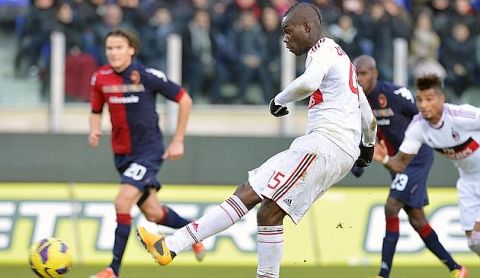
[165,195,249,254]
[256,225,284,278]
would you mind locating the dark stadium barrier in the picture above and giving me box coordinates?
[0,133,458,186]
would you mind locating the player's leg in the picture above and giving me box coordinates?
[256,199,286,278]
[466,221,480,257]
[251,133,353,278]
[138,188,190,228]
[165,183,260,252]
[137,183,261,265]
[137,188,206,261]
[377,196,403,278]
[377,158,433,278]
[91,183,143,278]
[457,177,480,259]
[406,207,463,273]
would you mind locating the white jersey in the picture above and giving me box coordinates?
[400,103,480,230]
[249,39,376,224]
[400,103,480,177]
[275,38,374,159]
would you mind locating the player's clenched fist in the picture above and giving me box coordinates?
[355,145,374,167]
[269,98,289,117]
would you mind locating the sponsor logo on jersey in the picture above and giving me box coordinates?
[376,118,391,126]
[102,84,145,93]
[108,95,140,104]
[434,137,479,160]
[372,108,394,118]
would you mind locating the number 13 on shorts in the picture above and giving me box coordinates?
[268,171,286,189]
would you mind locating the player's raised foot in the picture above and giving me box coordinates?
[192,242,206,262]
[136,226,176,266]
[89,267,117,278]
[451,266,468,278]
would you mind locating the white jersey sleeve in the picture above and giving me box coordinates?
[274,45,333,105]
[446,104,480,131]
[399,115,424,155]
[274,38,363,159]
[359,87,376,147]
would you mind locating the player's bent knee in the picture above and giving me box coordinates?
[234,183,261,209]
[468,231,480,256]
[143,212,161,223]
[468,242,480,256]
[257,200,285,225]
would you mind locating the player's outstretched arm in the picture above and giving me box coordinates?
[374,140,414,173]
[163,92,192,160]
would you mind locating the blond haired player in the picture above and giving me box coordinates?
[137,3,377,277]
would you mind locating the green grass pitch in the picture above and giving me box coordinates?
[4,265,479,277]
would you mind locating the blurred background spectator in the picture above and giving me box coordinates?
[408,8,446,82]
[2,0,480,105]
[139,7,175,72]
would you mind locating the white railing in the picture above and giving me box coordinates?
[49,31,66,133]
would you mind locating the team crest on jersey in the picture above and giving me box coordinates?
[452,128,460,141]
[308,90,323,109]
[130,70,141,84]
[378,93,387,108]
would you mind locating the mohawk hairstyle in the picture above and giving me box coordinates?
[284,2,322,26]
[415,74,443,91]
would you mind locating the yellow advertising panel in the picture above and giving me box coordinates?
[0,183,476,266]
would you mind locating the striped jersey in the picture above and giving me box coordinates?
[90,63,185,155]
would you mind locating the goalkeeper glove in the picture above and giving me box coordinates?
[355,145,374,167]
[269,98,289,117]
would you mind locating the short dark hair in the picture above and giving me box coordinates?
[104,29,141,56]
[284,2,322,26]
[416,74,443,92]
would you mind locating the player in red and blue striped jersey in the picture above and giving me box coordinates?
[353,55,465,278]
[88,29,204,278]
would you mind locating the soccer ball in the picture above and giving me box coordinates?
[29,237,72,277]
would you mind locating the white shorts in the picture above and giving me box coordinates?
[456,175,480,230]
[248,133,355,224]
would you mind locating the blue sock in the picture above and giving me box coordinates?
[156,206,190,228]
[109,213,131,276]
[419,224,460,271]
[379,216,399,278]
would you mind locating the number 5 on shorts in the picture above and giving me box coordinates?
[268,171,285,189]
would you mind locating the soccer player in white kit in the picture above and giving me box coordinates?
[374,74,480,271]
[137,3,377,277]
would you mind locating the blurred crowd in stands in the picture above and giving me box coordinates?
[6,0,480,104]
